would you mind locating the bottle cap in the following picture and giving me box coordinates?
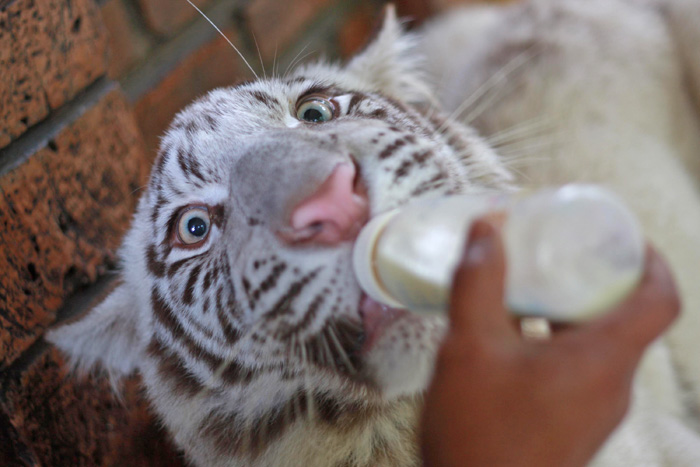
[353,210,404,308]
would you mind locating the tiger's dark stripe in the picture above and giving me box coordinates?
[177,147,206,183]
[146,244,166,278]
[249,90,279,107]
[247,263,287,308]
[166,257,190,278]
[199,389,378,459]
[202,113,218,132]
[313,391,375,428]
[220,359,254,384]
[200,389,306,459]
[263,268,321,320]
[202,267,214,292]
[370,108,388,119]
[209,203,225,228]
[378,136,408,160]
[276,291,327,340]
[182,263,202,305]
[217,306,242,344]
[394,159,414,182]
[147,337,206,397]
[410,172,447,197]
[151,145,170,178]
[384,96,432,136]
[347,93,367,112]
[151,287,254,385]
[393,149,434,182]
[151,194,167,225]
[286,76,310,84]
[302,318,365,377]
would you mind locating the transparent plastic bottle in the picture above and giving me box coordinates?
[353,185,645,322]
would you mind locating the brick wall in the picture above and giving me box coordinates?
[0,0,507,463]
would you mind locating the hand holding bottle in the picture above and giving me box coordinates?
[421,220,680,467]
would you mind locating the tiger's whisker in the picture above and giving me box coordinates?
[327,321,356,375]
[252,33,266,79]
[272,43,279,78]
[284,42,310,77]
[285,50,317,78]
[437,46,538,134]
[185,0,259,79]
[485,116,554,146]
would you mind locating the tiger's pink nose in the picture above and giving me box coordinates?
[284,163,369,246]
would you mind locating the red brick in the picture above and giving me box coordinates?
[136,0,210,36]
[0,90,150,367]
[101,0,154,78]
[0,406,39,466]
[3,348,184,466]
[245,0,333,62]
[0,0,109,148]
[133,31,251,155]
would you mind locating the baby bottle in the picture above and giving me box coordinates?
[352,185,645,322]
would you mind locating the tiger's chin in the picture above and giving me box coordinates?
[359,295,447,400]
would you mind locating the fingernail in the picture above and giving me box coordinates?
[464,220,494,266]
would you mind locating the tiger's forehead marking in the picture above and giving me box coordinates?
[149,78,349,196]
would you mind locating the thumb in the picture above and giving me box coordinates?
[448,219,517,340]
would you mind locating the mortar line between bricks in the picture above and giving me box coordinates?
[120,0,249,102]
[0,272,120,400]
[0,77,117,177]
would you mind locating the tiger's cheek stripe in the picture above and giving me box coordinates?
[262,268,322,320]
[147,337,207,397]
[183,263,202,305]
[393,149,435,182]
[243,262,288,309]
[152,288,245,381]
[146,244,167,278]
[217,307,242,344]
[276,289,329,341]
[378,137,409,160]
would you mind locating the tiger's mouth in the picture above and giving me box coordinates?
[358,294,409,354]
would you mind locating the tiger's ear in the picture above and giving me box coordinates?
[345,4,434,105]
[47,280,143,381]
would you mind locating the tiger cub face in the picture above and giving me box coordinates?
[49,7,513,466]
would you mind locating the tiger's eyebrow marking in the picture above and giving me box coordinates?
[246,89,282,108]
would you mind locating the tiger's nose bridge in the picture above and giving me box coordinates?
[231,131,364,232]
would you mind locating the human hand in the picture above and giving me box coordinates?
[421,219,680,467]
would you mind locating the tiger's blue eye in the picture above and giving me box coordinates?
[177,207,211,245]
[296,97,334,123]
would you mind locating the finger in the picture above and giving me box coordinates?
[570,246,681,361]
[448,218,518,340]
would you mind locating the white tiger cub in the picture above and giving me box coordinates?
[49,0,700,465]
